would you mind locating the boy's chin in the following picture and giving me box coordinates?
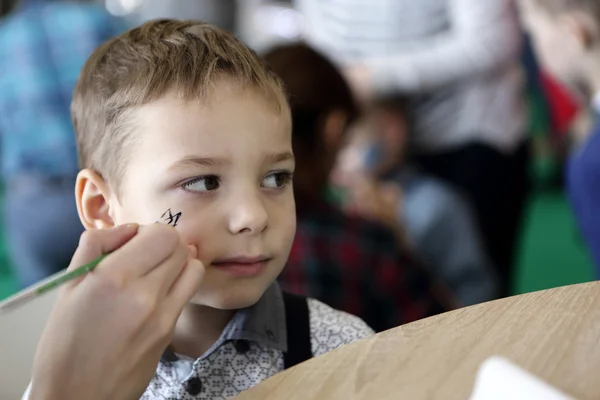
[188,285,268,310]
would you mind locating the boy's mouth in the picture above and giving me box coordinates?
[211,255,271,277]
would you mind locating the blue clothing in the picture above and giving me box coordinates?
[5,176,83,288]
[567,121,600,278]
[365,146,498,305]
[400,171,498,305]
[0,2,126,179]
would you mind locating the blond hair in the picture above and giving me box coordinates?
[72,19,286,190]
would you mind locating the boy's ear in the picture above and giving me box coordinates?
[322,109,349,151]
[560,11,600,51]
[75,169,116,230]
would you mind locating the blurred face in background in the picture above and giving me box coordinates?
[330,107,408,191]
[330,121,372,188]
[371,108,409,166]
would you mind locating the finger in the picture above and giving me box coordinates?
[69,224,139,272]
[188,244,198,259]
[164,258,204,313]
[144,240,190,298]
[96,223,180,277]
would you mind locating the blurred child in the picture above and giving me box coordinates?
[264,43,456,332]
[520,0,600,277]
[337,96,499,306]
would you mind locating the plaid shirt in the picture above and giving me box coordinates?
[0,1,126,180]
[280,202,454,332]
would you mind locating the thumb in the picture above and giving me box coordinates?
[68,224,139,272]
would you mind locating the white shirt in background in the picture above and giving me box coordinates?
[295,0,527,154]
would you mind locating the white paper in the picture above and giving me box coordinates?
[469,356,577,400]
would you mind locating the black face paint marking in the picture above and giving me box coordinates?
[159,209,182,227]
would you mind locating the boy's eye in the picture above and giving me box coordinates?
[182,176,220,192]
[262,171,293,189]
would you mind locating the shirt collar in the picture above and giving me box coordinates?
[161,282,287,362]
[220,282,287,350]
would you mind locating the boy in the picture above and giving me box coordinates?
[26,19,373,400]
[520,0,600,277]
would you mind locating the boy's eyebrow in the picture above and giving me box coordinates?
[267,151,295,164]
[167,156,229,172]
[166,152,294,172]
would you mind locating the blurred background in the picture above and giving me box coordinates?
[0,0,592,321]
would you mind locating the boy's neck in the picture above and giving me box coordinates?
[171,304,235,359]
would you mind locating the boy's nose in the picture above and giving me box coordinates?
[227,192,268,235]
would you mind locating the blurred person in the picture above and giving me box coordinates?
[0,0,125,288]
[264,43,457,332]
[341,96,499,306]
[520,0,600,277]
[296,0,529,297]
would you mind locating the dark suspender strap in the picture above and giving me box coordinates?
[282,291,312,369]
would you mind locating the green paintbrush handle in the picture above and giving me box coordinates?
[34,253,110,295]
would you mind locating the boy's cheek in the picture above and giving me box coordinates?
[177,225,213,260]
[269,197,297,254]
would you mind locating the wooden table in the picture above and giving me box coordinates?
[237,282,600,400]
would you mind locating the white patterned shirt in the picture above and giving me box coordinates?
[23,284,373,400]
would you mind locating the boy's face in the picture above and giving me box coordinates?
[520,0,587,87]
[99,81,295,310]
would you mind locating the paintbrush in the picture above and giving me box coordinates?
[0,254,109,313]
[0,208,183,313]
